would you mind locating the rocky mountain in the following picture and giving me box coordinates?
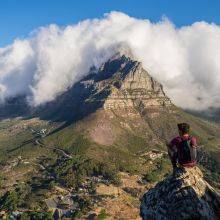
[36,51,172,122]
[140,167,220,220]
[34,52,220,152]
[0,51,220,219]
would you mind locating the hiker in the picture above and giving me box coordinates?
[167,123,197,170]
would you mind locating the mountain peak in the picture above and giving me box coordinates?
[98,53,172,111]
[111,46,135,60]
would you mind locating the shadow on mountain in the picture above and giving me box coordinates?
[0,95,30,120]
[34,56,134,134]
[186,108,220,123]
[202,186,220,218]
[0,80,109,134]
[6,137,37,153]
[0,55,135,136]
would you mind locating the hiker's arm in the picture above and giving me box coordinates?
[191,137,197,148]
[167,140,178,168]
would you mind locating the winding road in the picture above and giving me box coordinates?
[35,139,73,159]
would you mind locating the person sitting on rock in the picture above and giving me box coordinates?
[167,123,197,170]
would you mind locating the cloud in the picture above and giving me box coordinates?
[0,11,220,110]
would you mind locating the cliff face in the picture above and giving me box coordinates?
[72,53,176,144]
[102,58,171,110]
[140,167,220,220]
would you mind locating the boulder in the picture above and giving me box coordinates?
[140,166,220,220]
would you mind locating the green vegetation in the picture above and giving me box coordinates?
[44,127,91,155]
[1,185,30,211]
[98,209,108,220]
[0,98,220,219]
[51,156,121,189]
[144,172,160,183]
[0,174,3,189]
[106,146,141,174]
[21,210,53,220]
[0,190,20,212]
[72,210,83,218]
[143,156,171,183]
[67,134,91,155]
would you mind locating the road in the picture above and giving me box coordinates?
[35,139,73,159]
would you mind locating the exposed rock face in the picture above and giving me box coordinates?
[101,55,172,110]
[1,51,172,123]
[140,167,220,220]
[19,51,177,145]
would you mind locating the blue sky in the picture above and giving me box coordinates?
[0,0,219,47]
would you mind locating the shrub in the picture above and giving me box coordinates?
[0,190,20,212]
[143,172,160,183]
[28,210,53,220]
[94,163,121,186]
[98,209,108,220]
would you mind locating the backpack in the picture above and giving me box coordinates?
[178,137,197,164]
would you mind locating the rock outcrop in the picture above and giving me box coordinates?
[101,55,172,110]
[140,166,220,220]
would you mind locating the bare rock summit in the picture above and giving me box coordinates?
[140,166,220,220]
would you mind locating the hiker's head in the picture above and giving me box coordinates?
[177,123,190,136]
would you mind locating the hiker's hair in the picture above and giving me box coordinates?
[177,123,190,134]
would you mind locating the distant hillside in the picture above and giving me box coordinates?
[187,108,220,123]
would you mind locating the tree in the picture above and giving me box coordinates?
[0,190,20,212]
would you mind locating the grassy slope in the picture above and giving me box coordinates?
[0,105,219,190]
[0,118,55,162]
[42,105,220,179]
[0,106,219,217]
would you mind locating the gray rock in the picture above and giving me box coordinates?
[140,167,220,220]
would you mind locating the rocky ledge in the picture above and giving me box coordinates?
[140,166,220,220]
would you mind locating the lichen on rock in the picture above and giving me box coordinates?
[140,166,220,220]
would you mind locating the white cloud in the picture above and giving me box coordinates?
[0,11,220,110]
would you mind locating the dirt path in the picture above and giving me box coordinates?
[35,139,72,159]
